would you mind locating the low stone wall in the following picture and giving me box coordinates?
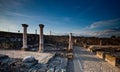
[87,45,97,53]
[87,48,98,54]
[87,45,93,52]
[96,51,105,59]
[85,45,120,67]
[105,54,117,66]
[87,48,93,52]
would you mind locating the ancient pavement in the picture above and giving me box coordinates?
[73,46,120,72]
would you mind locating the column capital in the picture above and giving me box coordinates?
[39,24,44,28]
[69,33,72,35]
[22,24,28,27]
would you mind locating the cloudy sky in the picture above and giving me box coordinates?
[0,0,120,37]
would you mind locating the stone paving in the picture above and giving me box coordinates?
[73,46,120,72]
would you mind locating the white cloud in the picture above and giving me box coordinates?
[71,27,120,37]
[88,18,120,29]
[77,18,120,37]
[71,29,96,36]
[92,28,120,37]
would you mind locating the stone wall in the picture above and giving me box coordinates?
[0,31,69,50]
[1,31,120,50]
[84,45,120,67]
[0,31,39,50]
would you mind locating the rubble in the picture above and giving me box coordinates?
[47,55,68,72]
[0,54,22,72]
[0,50,54,63]
[0,54,46,72]
[0,54,8,59]
[22,56,35,62]
[0,53,68,72]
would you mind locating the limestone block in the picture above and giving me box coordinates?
[105,54,117,66]
[22,56,35,62]
[96,51,105,59]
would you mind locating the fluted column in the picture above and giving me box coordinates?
[39,24,44,52]
[22,24,28,51]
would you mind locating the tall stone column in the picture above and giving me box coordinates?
[39,24,44,52]
[68,33,73,52]
[22,24,28,51]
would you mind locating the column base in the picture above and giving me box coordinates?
[21,48,28,51]
[38,49,44,53]
[38,50,43,53]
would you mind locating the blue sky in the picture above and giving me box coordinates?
[0,0,120,37]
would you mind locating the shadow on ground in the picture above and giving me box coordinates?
[67,59,74,72]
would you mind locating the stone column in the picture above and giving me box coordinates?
[68,33,73,52]
[22,24,28,51]
[39,24,44,52]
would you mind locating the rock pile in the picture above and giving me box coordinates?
[0,54,68,72]
[0,54,22,72]
[0,54,47,72]
[47,56,67,72]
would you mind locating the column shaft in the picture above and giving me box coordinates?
[22,24,28,51]
[23,27,27,48]
[68,33,73,51]
[39,24,44,52]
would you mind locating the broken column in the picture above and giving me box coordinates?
[74,39,77,45]
[68,33,73,52]
[22,24,28,51]
[100,40,102,46]
[39,24,44,52]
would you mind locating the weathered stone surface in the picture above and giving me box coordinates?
[0,54,8,59]
[105,54,117,66]
[96,51,105,59]
[22,60,38,68]
[0,53,67,72]
[47,68,54,72]
[23,56,35,62]
[47,56,67,72]
[0,55,22,72]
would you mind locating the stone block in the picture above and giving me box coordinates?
[105,54,117,66]
[23,56,35,63]
[0,54,9,59]
[96,51,105,59]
